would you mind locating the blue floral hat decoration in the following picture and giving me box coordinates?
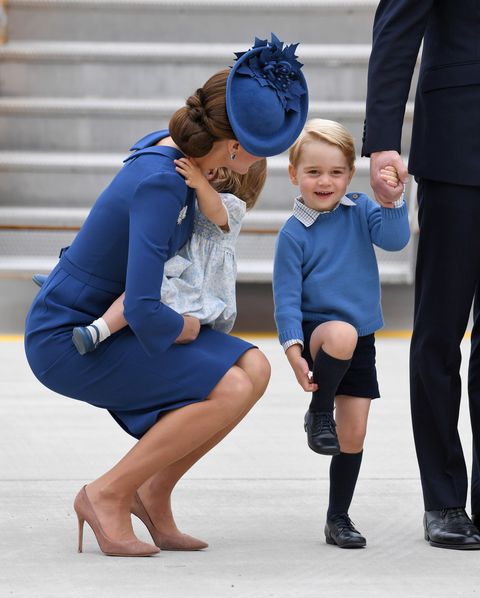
[226,33,309,157]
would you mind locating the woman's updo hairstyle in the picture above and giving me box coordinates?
[169,69,237,158]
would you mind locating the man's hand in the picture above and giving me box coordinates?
[370,151,408,206]
[175,315,201,344]
[286,344,318,392]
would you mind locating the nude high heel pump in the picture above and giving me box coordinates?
[131,492,208,551]
[74,486,160,557]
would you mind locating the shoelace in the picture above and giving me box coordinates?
[331,513,357,533]
[317,414,336,433]
[440,507,467,521]
[437,507,478,533]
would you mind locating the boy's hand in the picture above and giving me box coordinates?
[377,165,405,207]
[291,358,318,392]
[174,158,209,191]
[380,165,400,188]
[286,345,318,392]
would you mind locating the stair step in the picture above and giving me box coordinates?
[0,152,404,209]
[0,152,396,172]
[0,217,415,284]
[0,42,396,100]
[0,97,414,152]
[8,0,378,44]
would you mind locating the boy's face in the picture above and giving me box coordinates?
[288,140,354,212]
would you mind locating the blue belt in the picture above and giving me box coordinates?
[59,248,124,295]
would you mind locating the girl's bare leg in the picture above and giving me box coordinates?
[101,292,127,334]
[85,350,270,543]
[137,349,271,536]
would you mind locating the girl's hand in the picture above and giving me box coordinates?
[174,158,209,190]
[175,315,201,344]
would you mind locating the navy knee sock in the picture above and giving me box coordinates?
[309,348,351,413]
[327,451,363,518]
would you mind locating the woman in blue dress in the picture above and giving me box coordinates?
[24,36,309,557]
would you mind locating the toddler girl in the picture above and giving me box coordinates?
[273,119,410,548]
[71,157,266,354]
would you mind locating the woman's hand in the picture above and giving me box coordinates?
[286,344,318,392]
[175,315,201,344]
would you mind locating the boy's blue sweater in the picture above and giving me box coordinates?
[273,193,410,345]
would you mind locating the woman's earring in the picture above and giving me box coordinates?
[230,153,237,161]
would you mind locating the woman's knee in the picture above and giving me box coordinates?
[236,348,271,397]
[209,366,254,411]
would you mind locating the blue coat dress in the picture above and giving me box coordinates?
[24,131,254,439]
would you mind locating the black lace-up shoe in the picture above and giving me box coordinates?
[424,508,480,550]
[304,410,340,455]
[325,513,366,548]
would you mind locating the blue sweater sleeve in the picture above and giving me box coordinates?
[365,197,410,251]
[273,228,305,346]
[124,172,185,355]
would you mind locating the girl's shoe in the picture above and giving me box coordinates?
[32,273,48,287]
[73,486,160,557]
[131,491,208,551]
[72,325,99,355]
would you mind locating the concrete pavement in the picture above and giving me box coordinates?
[1,335,479,597]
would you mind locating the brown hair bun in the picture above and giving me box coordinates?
[170,69,236,158]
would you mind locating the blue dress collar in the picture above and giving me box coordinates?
[124,129,184,163]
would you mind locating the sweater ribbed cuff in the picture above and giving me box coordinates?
[279,327,304,347]
[381,201,408,219]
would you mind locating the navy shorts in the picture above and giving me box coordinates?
[301,321,380,399]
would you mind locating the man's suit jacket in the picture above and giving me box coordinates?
[362,0,480,187]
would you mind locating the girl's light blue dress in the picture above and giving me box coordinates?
[161,193,245,334]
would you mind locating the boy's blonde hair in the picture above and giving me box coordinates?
[211,158,267,211]
[289,119,356,171]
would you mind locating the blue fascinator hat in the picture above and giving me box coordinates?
[226,34,309,157]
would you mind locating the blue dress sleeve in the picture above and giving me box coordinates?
[124,172,186,355]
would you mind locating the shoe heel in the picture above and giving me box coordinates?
[77,513,85,553]
[325,530,336,545]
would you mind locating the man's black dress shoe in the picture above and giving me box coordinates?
[472,513,480,529]
[325,513,366,548]
[304,410,340,455]
[424,508,480,550]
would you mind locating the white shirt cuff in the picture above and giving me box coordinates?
[282,338,304,352]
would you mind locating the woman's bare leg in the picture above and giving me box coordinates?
[86,350,270,543]
[137,349,270,536]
